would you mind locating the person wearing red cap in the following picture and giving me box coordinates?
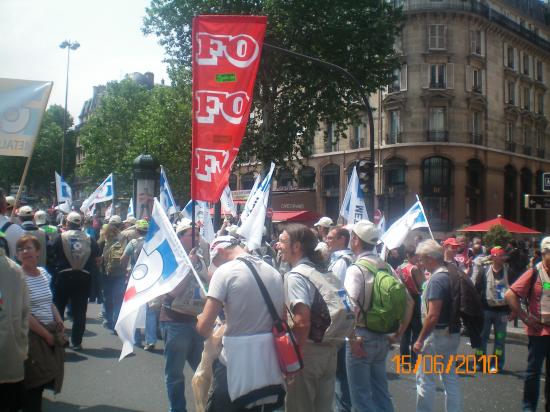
[442,237,460,268]
[474,246,510,372]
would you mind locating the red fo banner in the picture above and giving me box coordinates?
[191,15,267,202]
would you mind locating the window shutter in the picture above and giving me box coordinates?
[443,25,448,49]
[427,25,432,50]
[514,48,519,71]
[519,50,524,73]
[446,63,454,89]
[503,42,508,66]
[465,65,472,92]
[421,64,429,88]
[480,31,486,56]
[530,55,535,78]
[530,88,534,111]
[470,30,475,54]
[400,64,408,91]
[482,69,487,95]
[504,80,509,104]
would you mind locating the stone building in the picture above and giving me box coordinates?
[233,0,550,235]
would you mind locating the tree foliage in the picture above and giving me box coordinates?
[483,225,513,249]
[0,105,75,201]
[77,78,192,201]
[142,0,403,168]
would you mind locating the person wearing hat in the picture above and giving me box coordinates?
[313,216,334,242]
[474,246,510,372]
[506,236,550,411]
[120,215,140,250]
[345,220,413,412]
[197,235,285,411]
[158,218,208,412]
[0,188,25,259]
[442,237,460,266]
[4,195,16,218]
[35,210,59,238]
[49,211,99,350]
[18,206,48,268]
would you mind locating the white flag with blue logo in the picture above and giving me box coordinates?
[55,172,72,205]
[160,166,177,216]
[181,199,215,243]
[240,173,262,223]
[127,198,134,218]
[380,200,430,250]
[115,198,194,360]
[0,78,53,157]
[220,185,237,217]
[339,166,368,224]
[237,162,275,250]
[80,173,114,213]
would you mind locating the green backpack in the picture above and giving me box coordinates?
[104,240,125,276]
[355,258,407,334]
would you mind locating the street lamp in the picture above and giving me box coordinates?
[59,39,80,177]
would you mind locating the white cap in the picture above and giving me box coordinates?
[5,196,15,208]
[176,218,193,235]
[109,215,122,225]
[34,210,47,225]
[210,235,240,261]
[17,205,33,217]
[67,211,82,225]
[314,216,334,228]
[124,216,137,224]
[541,237,550,252]
[352,220,380,245]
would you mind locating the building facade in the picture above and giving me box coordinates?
[233,0,550,235]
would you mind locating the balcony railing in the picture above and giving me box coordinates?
[523,146,532,156]
[472,85,482,94]
[427,131,449,142]
[429,81,446,89]
[350,138,366,150]
[399,0,550,52]
[537,148,546,158]
[470,133,483,145]
[505,141,516,152]
[387,133,402,145]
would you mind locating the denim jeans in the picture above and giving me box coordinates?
[522,335,550,412]
[346,328,394,412]
[480,310,507,369]
[161,321,204,412]
[335,345,352,412]
[400,308,422,366]
[103,275,127,329]
[416,330,462,412]
[134,305,159,346]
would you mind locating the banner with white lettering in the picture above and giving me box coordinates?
[0,78,53,157]
[191,15,267,202]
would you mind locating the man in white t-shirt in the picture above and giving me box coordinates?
[197,235,285,411]
[0,188,25,259]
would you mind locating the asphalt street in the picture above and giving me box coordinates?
[44,303,542,411]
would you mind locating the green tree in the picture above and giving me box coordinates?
[78,78,193,201]
[143,0,403,167]
[483,225,513,249]
[0,104,75,201]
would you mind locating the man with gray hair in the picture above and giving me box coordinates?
[413,239,462,412]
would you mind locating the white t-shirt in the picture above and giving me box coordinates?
[208,253,284,336]
[0,216,25,259]
[344,251,384,312]
[24,267,54,324]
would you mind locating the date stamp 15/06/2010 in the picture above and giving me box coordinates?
[391,354,499,375]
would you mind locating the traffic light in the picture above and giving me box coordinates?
[357,158,374,194]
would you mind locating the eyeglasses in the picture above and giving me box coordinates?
[16,246,35,253]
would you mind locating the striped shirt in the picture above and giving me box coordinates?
[24,267,54,324]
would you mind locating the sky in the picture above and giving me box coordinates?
[1,0,169,125]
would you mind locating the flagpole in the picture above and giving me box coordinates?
[191,200,196,249]
[416,194,435,240]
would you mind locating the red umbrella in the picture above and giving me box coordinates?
[459,215,541,234]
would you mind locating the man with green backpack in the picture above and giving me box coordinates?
[345,220,413,412]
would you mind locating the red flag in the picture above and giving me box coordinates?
[191,15,267,202]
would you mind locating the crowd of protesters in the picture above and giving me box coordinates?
[2,185,550,412]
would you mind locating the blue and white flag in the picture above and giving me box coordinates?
[220,185,237,217]
[80,173,114,214]
[127,198,134,218]
[182,199,215,243]
[340,166,368,224]
[115,198,197,360]
[240,173,262,223]
[237,162,275,250]
[160,166,177,216]
[55,172,72,205]
[380,200,430,250]
[0,78,53,157]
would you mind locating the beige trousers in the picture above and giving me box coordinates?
[285,342,338,412]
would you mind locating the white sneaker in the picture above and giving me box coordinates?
[489,366,498,374]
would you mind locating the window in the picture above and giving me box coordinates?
[472,111,482,144]
[277,168,294,189]
[422,157,452,230]
[351,125,365,149]
[430,64,446,88]
[472,68,482,93]
[389,65,407,92]
[428,25,446,50]
[538,93,544,115]
[523,53,530,76]
[388,111,400,144]
[506,122,514,143]
[228,174,237,190]
[299,166,315,188]
[524,87,531,110]
[506,80,516,105]
[507,46,515,69]
[537,129,544,149]
[537,60,544,82]
[470,30,482,55]
[522,127,529,146]
[428,107,447,141]
[241,172,256,190]
[324,123,338,152]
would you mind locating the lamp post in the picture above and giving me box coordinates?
[59,39,80,177]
